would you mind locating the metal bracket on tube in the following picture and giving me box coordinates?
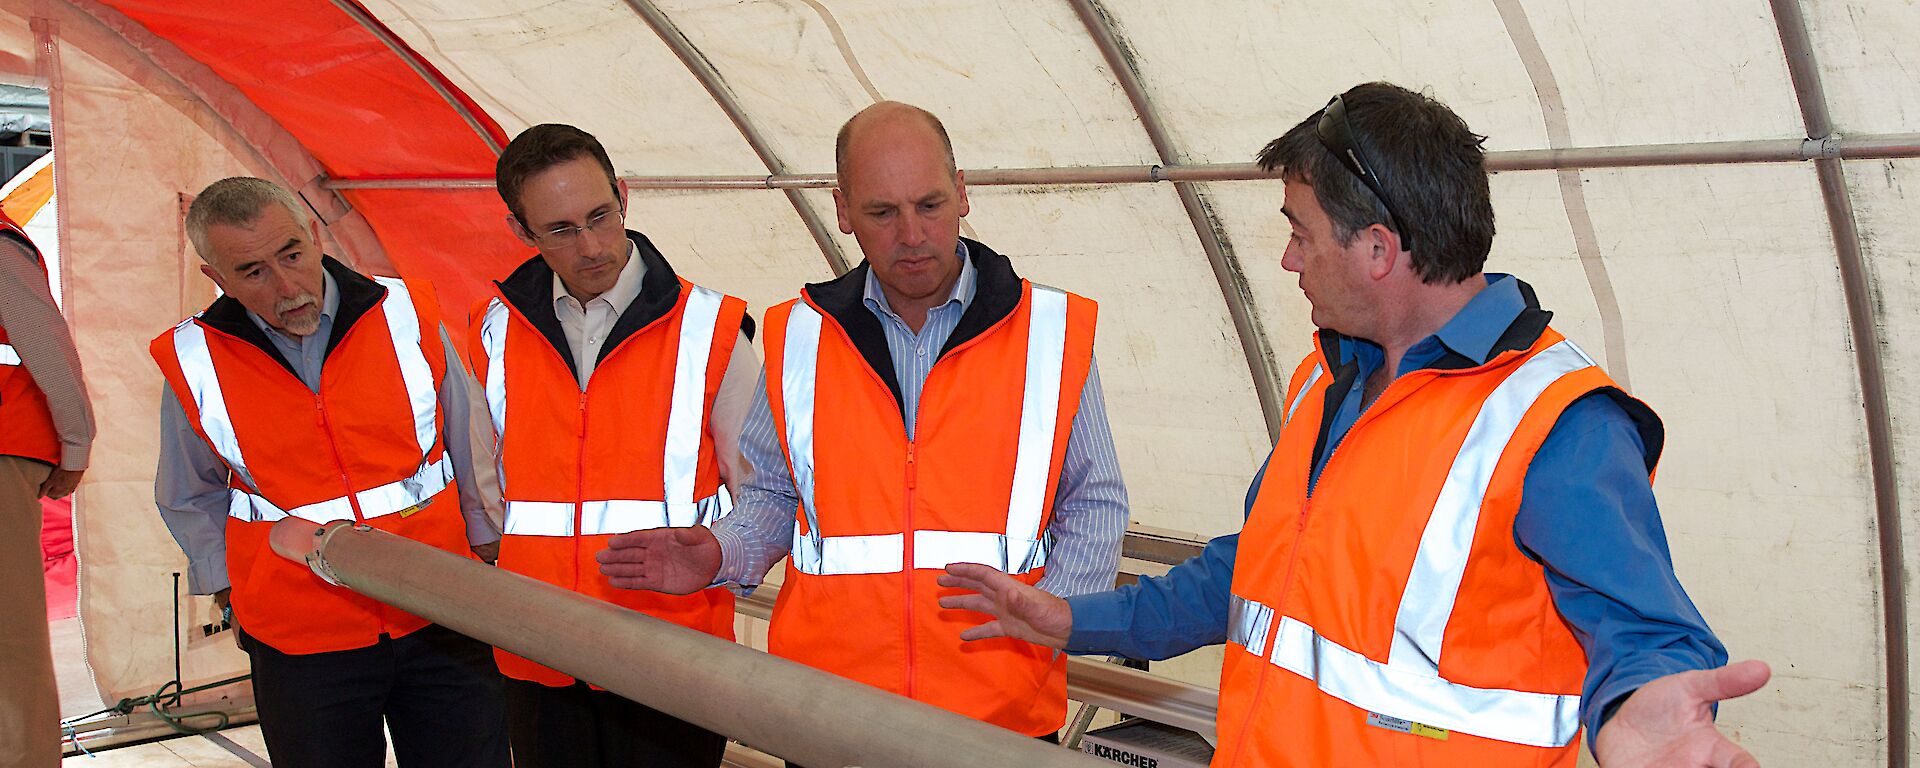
[1800,135,1843,161]
[304,522,359,587]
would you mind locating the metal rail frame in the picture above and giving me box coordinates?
[328,0,503,156]
[1064,0,1285,439]
[321,133,1920,190]
[1767,3,1908,765]
[619,0,851,276]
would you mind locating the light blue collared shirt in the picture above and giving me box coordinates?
[713,241,1129,597]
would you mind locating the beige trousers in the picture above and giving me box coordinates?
[0,456,59,767]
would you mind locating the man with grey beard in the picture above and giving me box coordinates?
[151,177,509,767]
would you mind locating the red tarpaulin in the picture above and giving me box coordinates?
[42,496,74,621]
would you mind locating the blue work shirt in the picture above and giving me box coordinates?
[1065,274,1727,744]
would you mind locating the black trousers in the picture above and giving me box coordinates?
[505,678,728,768]
[241,624,510,768]
[784,732,1059,768]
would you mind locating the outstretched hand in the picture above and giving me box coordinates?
[594,526,723,595]
[935,562,1073,648]
[1594,660,1771,768]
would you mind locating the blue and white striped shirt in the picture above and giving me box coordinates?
[713,242,1128,597]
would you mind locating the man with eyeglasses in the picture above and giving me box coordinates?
[152,177,508,767]
[471,124,756,768]
[938,82,1767,767]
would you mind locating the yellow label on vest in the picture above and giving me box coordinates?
[1366,712,1449,741]
[398,498,433,518]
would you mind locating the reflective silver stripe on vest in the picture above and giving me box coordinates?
[790,529,1055,576]
[911,530,1049,572]
[503,489,733,537]
[1388,341,1594,676]
[1227,595,1275,658]
[176,281,444,524]
[0,343,19,366]
[371,277,440,458]
[792,531,903,576]
[1269,615,1580,747]
[479,298,510,437]
[781,302,824,541]
[1003,286,1067,570]
[1228,340,1597,748]
[663,287,724,518]
[494,286,733,538]
[171,319,259,492]
[782,289,1072,578]
[1282,365,1324,431]
[228,454,453,524]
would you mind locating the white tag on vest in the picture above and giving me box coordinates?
[398,497,434,518]
[1366,712,1450,741]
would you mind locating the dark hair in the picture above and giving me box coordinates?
[835,101,956,183]
[495,124,619,223]
[1257,82,1493,284]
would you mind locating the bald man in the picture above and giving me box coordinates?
[595,101,1128,748]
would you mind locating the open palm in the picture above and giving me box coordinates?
[936,562,1073,648]
[1594,660,1771,768]
[594,526,723,595]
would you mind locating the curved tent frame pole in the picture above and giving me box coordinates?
[1768,2,1909,765]
[327,0,503,156]
[1065,0,1286,440]
[619,0,852,277]
[57,0,393,275]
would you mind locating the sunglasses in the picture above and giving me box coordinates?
[1315,95,1416,251]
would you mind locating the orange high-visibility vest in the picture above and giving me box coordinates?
[150,265,470,655]
[1213,326,1659,767]
[762,255,1097,736]
[0,212,61,465]
[472,256,746,687]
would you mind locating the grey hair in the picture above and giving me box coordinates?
[185,177,311,262]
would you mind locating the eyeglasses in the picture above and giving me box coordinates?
[1315,95,1415,251]
[529,207,625,250]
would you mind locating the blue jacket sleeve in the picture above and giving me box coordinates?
[1516,392,1728,744]
[1062,452,1273,660]
[1064,533,1237,660]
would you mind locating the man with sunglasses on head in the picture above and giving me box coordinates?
[471,124,756,768]
[938,82,1767,767]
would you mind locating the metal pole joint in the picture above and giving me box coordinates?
[1800,135,1843,160]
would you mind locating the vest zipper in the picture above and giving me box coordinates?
[313,394,363,524]
[574,389,589,593]
[314,391,385,637]
[903,439,919,698]
[1226,373,1404,765]
[1221,487,1306,768]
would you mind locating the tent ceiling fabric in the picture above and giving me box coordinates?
[5,0,1918,764]
[654,0,1162,171]
[1811,1,1920,137]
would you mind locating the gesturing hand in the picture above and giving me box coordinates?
[935,562,1073,648]
[594,526,723,595]
[1594,660,1771,768]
